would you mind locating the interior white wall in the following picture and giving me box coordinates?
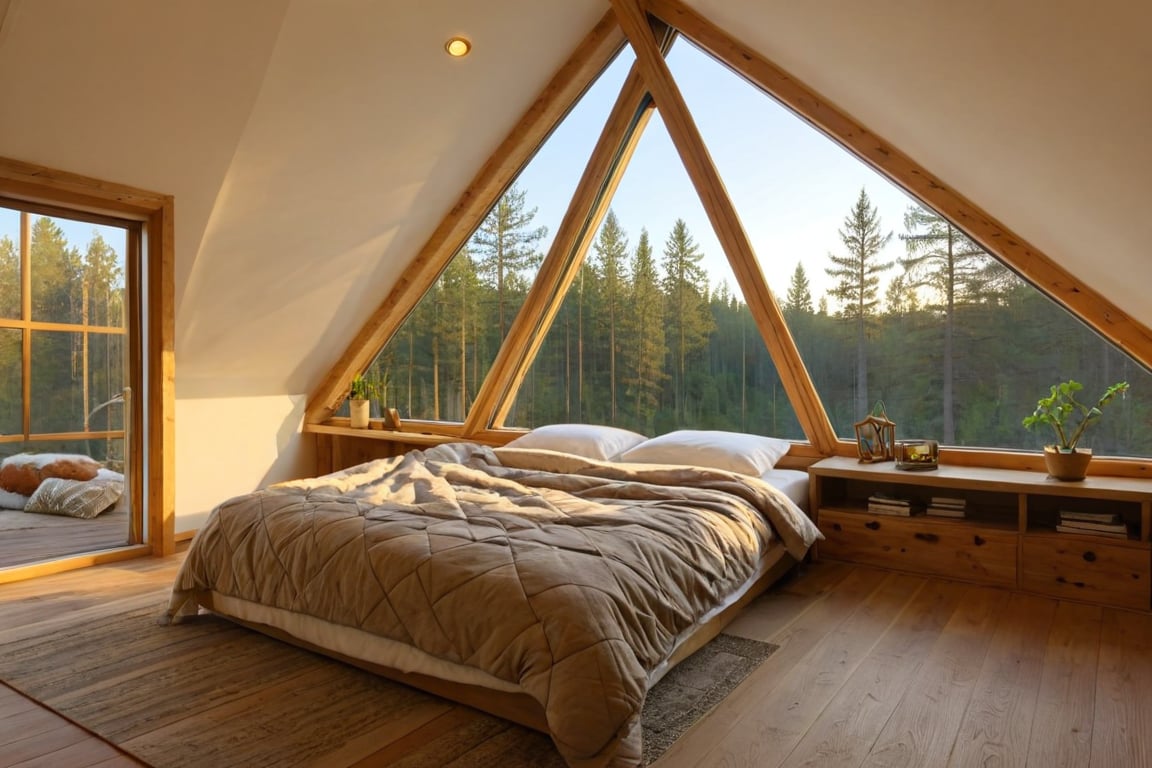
[174,395,314,532]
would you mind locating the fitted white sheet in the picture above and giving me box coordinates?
[760,468,810,511]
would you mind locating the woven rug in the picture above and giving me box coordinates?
[0,605,776,767]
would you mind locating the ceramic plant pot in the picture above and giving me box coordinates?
[349,399,370,429]
[1043,446,1092,481]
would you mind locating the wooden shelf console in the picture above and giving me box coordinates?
[809,456,1152,611]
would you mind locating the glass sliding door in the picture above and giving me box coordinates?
[0,203,139,568]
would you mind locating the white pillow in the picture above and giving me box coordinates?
[618,430,791,476]
[24,478,123,519]
[504,424,648,461]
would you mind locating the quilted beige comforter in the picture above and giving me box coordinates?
[166,442,820,767]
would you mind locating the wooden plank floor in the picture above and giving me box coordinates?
[2,555,1151,767]
[0,507,130,569]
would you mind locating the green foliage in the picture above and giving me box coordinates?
[349,374,370,401]
[1,215,126,453]
[363,184,1152,456]
[1022,380,1130,451]
[784,262,813,315]
[471,182,548,339]
[825,188,893,418]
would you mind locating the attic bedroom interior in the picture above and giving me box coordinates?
[2,0,1152,766]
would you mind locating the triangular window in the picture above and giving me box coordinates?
[359,51,634,423]
[507,110,801,439]
[670,37,1151,455]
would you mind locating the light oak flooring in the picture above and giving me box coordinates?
[2,555,1151,767]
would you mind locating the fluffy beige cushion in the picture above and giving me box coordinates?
[0,453,101,496]
[24,478,123,519]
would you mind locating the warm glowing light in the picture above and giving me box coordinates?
[445,37,471,57]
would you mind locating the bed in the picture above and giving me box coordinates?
[166,435,820,767]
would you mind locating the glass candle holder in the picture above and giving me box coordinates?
[895,439,939,470]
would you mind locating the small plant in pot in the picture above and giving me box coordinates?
[1022,379,1129,480]
[348,374,371,429]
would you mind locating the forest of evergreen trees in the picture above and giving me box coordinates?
[0,214,126,463]
[372,184,1152,457]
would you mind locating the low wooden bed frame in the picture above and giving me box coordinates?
[198,550,798,734]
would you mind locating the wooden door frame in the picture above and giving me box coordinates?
[0,156,175,584]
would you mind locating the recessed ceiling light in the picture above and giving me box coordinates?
[445,37,472,57]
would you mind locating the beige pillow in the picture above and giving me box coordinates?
[24,478,123,519]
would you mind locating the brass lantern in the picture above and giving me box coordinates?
[854,404,896,463]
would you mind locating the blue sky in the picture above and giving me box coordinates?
[517,38,920,307]
[0,206,126,280]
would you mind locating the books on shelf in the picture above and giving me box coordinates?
[1058,510,1121,524]
[926,496,967,518]
[926,505,966,518]
[867,494,924,516]
[1055,510,1129,538]
[1055,523,1129,539]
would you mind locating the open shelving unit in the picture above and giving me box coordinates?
[809,456,1152,610]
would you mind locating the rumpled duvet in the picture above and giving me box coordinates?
[166,442,820,767]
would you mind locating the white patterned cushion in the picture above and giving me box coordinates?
[24,478,123,519]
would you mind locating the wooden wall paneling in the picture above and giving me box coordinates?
[467,68,655,433]
[305,12,627,425]
[611,0,837,454]
[643,0,1152,370]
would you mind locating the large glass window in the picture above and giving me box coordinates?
[363,51,635,423]
[507,109,801,439]
[671,38,1152,455]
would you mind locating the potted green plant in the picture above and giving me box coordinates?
[348,374,371,429]
[1022,379,1129,480]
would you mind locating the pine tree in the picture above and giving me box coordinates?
[0,235,18,320]
[621,229,666,433]
[82,232,124,327]
[899,205,1009,442]
[825,188,893,417]
[783,262,813,315]
[434,250,481,420]
[0,235,19,434]
[471,183,548,339]
[591,210,629,423]
[661,219,715,423]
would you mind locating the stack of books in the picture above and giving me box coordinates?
[1055,510,1129,539]
[926,496,967,518]
[867,493,924,516]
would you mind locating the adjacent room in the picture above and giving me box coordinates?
[1,0,1151,766]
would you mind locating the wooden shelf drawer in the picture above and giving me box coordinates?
[819,510,1017,587]
[1020,535,1151,610]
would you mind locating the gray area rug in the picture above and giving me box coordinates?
[0,605,776,767]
